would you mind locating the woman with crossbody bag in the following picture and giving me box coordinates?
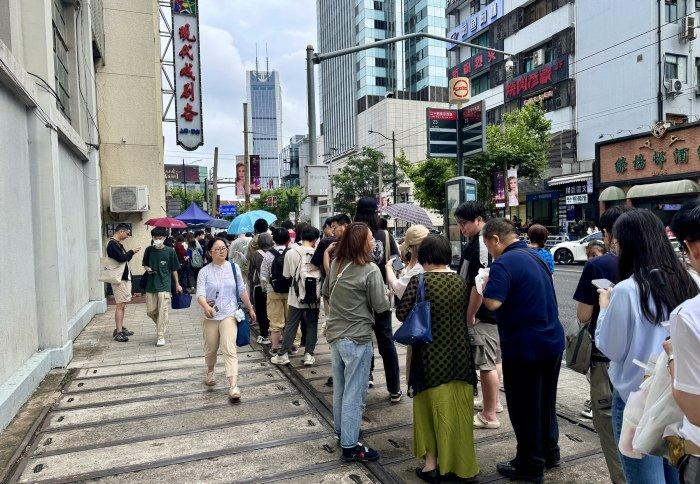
[326,223,390,463]
[196,237,256,403]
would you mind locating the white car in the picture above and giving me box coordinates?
[550,232,604,265]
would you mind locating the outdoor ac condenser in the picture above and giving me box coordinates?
[109,185,149,212]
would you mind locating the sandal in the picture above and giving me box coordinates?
[473,411,501,429]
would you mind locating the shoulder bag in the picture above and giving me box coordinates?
[392,273,432,345]
[230,261,251,347]
[99,243,126,284]
[565,320,592,374]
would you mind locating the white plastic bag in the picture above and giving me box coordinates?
[475,267,489,296]
[620,386,647,458]
[632,351,683,457]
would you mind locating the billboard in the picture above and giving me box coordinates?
[505,55,569,102]
[459,101,485,158]
[507,167,519,207]
[447,0,503,50]
[172,0,204,150]
[492,171,506,208]
[164,164,200,182]
[235,155,261,196]
[426,108,458,158]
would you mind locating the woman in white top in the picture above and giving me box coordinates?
[386,225,429,299]
[196,237,257,403]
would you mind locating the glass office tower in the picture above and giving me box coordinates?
[246,70,283,190]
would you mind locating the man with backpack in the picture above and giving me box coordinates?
[249,233,274,345]
[271,225,321,367]
[261,227,293,354]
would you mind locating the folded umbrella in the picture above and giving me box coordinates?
[381,203,435,229]
[228,210,277,235]
[145,217,188,229]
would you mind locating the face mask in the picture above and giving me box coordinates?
[153,239,165,247]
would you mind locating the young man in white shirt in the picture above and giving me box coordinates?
[665,199,700,484]
[271,225,321,366]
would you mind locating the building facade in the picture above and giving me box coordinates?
[246,69,283,190]
[0,0,105,431]
[97,0,166,267]
[446,0,700,232]
[280,135,308,188]
[318,0,449,157]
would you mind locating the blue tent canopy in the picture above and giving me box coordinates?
[175,202,214,224]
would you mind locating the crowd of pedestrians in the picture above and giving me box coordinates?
[103,195,700,483]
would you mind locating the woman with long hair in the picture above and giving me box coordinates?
[325,222,390,462]
[596,209,700,483]
[354,197,402,401]
[396,234,479,482]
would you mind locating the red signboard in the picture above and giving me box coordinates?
[504,55,569,102]
[428,108,458,121]
[449,50,503,80]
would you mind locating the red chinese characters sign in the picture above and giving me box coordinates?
[448,49,502,80]
[172,0,203,150]
[504,55,569,102]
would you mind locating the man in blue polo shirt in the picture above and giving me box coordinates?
[482,218,565,483]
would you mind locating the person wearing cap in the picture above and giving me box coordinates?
[386,224,429,300]
[354,196,402,403]
[142,227,182,346]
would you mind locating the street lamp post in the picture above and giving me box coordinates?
[306,34,513,228]
[368,130,397,205]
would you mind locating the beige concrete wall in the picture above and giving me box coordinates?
[96,0,165,272]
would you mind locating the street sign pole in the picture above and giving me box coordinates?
[456,103,463,177]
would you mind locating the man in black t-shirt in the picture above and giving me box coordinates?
[455,201,502,429]
[572,206,629,484]
[106,224,141,342]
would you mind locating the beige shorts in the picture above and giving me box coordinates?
[471,321,501,371]
[111,280,132,304]
[267,291,288,332]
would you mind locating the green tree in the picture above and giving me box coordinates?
[464,103,551,203]
[168,187,205,211]
[332,147,406,215]
[398,153,456,212]
[248,185,302,224]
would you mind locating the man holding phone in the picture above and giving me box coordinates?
[572,206,630,484]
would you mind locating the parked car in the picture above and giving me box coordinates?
[550,232,603,265]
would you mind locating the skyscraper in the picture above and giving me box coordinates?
[317,0,448,155]
[246,67,283,190]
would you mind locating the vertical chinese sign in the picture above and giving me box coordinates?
[172,0,203,150]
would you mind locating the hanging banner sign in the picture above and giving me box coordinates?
[172,0,204,150]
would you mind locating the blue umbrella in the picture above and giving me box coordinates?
[227,210,277,235]
[206,219,231,229]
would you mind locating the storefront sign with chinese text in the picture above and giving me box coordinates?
[172,0,203,150]
[447,0,503,50]
[565,194,588,205]
[505,55,569,102]
[448,49,503,80]
[426,108,458,158]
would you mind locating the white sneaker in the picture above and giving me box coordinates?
[270,353,290,365]
[156,337,166,346]
[303,353,316,366]
[474,400,504,413]
[260,337,271,345]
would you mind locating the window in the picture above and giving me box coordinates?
[375,57,387,68]
[374,1,382,10]
[52,0,70,119]
[696,57,700,86]
[524,0,550,25]
[469,0,488,15]
[471,73,490,96]
[665,0,686,23]
[470,32,488,56]
[376,76,387,86]
[665,53,687,82]
[374,19,387,30]
[521,44,553,74]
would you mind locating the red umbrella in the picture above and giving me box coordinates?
[144,217,188,229]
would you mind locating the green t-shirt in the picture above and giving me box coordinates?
[143,246,181,293]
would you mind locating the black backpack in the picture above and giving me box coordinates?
[270,248,292,294]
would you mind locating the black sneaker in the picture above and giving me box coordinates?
[113,331,129,343]
[341,443,379,463]
[368,373,375,388]
[113,328,134,337]
[496,461,543,483]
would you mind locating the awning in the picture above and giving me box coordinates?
[627,179,700,199]
[599,186,626,202]
[548,172,593,187]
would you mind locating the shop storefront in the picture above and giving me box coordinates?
[595,122,700,226]
[547,172,595,235]
[526,191,560,231]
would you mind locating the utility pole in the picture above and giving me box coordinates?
[181,158,187,196]
[243,103,251,210]
[212,147,219,216]
[391,130,397,204]
[306,45,319,227]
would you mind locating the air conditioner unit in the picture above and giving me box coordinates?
[532,48,546,68]
[666,78,683,95]
[681,15,696,41]
[110,185,149,212]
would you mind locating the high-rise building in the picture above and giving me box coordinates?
[317,0,449,156]
[246,68,283,190]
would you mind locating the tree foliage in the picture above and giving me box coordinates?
[331,147,407,215]
[464,103,551,203]
[247,185,302,224]
[169,187,205,211]
[398,153,456,212]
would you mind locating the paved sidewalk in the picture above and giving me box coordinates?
[6,299,613,483]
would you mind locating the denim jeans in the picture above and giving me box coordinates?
[331,338,373,448]
[611,390,679,484]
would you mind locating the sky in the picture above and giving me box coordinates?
[162,0,317,197]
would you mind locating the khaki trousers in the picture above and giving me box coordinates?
[146,292,171,338]
[266,292,301,346]
[203,317,238,380]
[590,361,626,484]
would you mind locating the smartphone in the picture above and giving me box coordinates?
[391,257,405,272]
[592,278,613,290]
